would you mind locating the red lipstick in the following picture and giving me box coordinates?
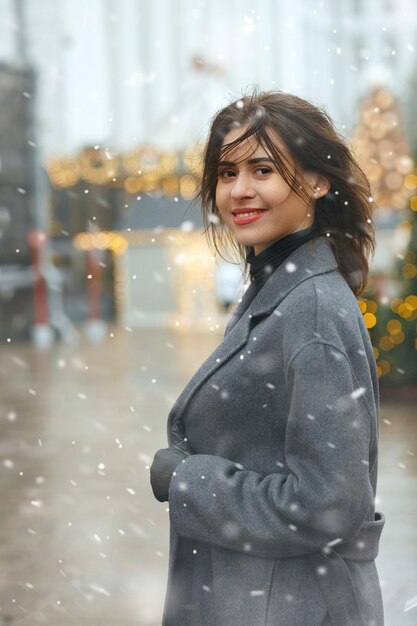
[232,209,268,225]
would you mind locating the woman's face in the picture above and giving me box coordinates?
[215,125,318,255]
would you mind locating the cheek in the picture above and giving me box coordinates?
[215,185,227,214]
[268,180,293,204]
[215,184,220,206]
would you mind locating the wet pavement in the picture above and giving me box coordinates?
[0,328,416,626]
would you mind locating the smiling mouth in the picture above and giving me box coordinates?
[231,209,268,225]
[233,210,265,217]
[232,209,268,217]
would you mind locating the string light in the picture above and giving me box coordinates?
[45,143,205,201]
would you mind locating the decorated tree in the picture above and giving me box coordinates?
[351,85,417,387]
[351,84,413,211]
[378,196,417,385]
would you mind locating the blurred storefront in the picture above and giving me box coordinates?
[45,145,244,332]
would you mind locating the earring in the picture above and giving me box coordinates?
[313,191,319,199]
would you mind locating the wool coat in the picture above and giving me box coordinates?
[162,236,385,626]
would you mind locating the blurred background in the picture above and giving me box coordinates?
[0,0,416,624]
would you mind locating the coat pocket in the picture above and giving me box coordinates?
[265,554,328,626]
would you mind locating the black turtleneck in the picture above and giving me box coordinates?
[247,225,319,291]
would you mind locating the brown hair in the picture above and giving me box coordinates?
[198,90,376,296]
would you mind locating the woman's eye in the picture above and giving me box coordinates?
[219,169,236,179]
[256,166,272,175]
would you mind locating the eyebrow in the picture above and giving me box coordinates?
[218,157,275,167]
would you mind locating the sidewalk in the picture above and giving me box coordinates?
[377,401,417,624]
[0,328,415,625]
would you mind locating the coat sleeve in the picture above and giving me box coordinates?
[168,340,375,558]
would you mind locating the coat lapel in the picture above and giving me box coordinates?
[223,280,258,336]
[167,236,338,442]
[248,235,338,318]
[167,303,253,442]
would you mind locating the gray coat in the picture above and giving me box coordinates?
[163,236,385,626]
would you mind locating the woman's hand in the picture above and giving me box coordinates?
[150,416,194,502]
[150,446,191,502]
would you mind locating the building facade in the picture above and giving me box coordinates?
[1,0,417,158]
[0,0,416,336]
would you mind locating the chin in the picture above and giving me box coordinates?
[237,235,278,249]
[236,238,261,249]
[233,233,266,247]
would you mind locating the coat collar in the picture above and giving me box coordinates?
[226,235,338,333]
[168,236,339,435]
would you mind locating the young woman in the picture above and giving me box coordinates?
[150,91,385,626]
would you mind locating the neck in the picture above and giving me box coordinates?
[247,225,319,289]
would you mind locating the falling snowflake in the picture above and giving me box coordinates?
[351,387,366,399]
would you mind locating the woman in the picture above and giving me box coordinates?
[150,91,385,626]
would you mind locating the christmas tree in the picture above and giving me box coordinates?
[351,85,413,211]
[351,85,417,388]
[375,193,417,386]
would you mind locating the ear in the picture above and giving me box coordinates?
[304,172,331,199]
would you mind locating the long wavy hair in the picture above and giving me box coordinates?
[198,90,376,296]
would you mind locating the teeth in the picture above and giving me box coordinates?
[235,211,263,217]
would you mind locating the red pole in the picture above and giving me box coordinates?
[28,229,49,325]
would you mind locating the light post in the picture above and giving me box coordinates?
[28,229,54,347]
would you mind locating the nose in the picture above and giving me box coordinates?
[230,172,256,201]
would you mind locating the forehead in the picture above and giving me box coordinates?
[220,124,288,162]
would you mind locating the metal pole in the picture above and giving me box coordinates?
[13,0,54,347]
[13,0,28,64]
